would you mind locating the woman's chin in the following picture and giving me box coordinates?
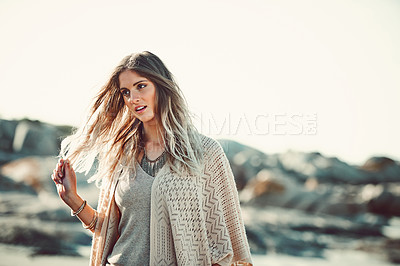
[139,117,157,125]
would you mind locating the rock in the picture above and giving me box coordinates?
[384,238,400,264]
[0,174,36,194]
[304,177,319,191]
[0,192,38,216]
[0,151,24,166]
[33,206,76,223]
[243,206,368,258]
[0,156,58,194]
[0,119,17,153]
[219,139,400,218]
[357,237,400,264]
[367,186,400,216]
[12,119,72,156]
[240,169,285,200]
[0,190,91,255]
[0,221,79,256]
[218,139,268,189]
[1,155,99,207]
[361,157,397,172]
[239,169,298,207]
[245,225,268,255]
[278,150,375,184]
[0,191,70,221]
[239,168,362,216]
[240,169,400,217]
[291,220,382,238]
[243,206,389,258]
[220,139,400,186]
[0,118,73,165]
[361,157,400,183]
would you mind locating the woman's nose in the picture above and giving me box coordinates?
[129,92,140,104]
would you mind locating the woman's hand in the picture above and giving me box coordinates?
[51,158,96,229]
[51,158,79,206]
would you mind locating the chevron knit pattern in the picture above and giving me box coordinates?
[89,135,252,266]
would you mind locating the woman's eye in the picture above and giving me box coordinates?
[121,90,130,97]
[137,83,146,90]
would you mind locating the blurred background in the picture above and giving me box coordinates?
[0,0,399,265]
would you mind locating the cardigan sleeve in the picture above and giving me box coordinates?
[202,137,253,266]
[90,176,120,266]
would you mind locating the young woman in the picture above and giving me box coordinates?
[51,51,252,265]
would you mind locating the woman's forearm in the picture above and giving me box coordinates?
[68,194,97,232]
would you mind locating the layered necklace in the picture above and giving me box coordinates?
[140,148,167,177]
[139,124,167,177]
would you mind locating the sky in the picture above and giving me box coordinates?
[0,0,399,165]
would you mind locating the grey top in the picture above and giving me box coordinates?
[106,165,155,266]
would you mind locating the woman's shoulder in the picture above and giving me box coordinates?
[199,134,220,149]
[198,134,225,159]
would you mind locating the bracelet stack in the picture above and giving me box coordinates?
[83,210,98,231]
[70,199,97,231]
[71,200,87,216]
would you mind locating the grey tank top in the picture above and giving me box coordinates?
[106,165,155,266]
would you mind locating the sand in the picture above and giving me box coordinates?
[0,243,396,266]
[0,244,89,266]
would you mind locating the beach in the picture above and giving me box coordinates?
[1,118,399,266]
[0,244,396,266]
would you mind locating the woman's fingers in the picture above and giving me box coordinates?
[64,159,74,178]
[51,173,58,184]
[51,173,56,183]
[57,159,64,178]
[51,158,76,187]
[52,168,63,184]
[52,170,58,184]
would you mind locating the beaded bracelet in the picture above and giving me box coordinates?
[71,200,87,216]
[83,210,98,231]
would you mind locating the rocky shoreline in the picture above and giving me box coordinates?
[0,118,399,264]
[218,139,400,264]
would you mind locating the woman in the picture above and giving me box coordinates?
[51,51,252,265]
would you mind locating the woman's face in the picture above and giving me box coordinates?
[119,70,157,125]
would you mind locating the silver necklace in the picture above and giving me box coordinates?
[140,149,166,177]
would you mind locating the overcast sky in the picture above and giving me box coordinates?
[1,0,399,165]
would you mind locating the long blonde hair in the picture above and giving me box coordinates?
[61,51,203,185]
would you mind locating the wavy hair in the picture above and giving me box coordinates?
[60,51,203,185]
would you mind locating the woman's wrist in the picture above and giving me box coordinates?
[64,194,84,212]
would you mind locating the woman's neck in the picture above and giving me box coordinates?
[141,122,165,159]
[142,123,163,147]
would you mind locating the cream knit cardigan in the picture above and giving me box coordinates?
[89,136,253,265]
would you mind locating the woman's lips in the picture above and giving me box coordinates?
[135,105,147,114]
